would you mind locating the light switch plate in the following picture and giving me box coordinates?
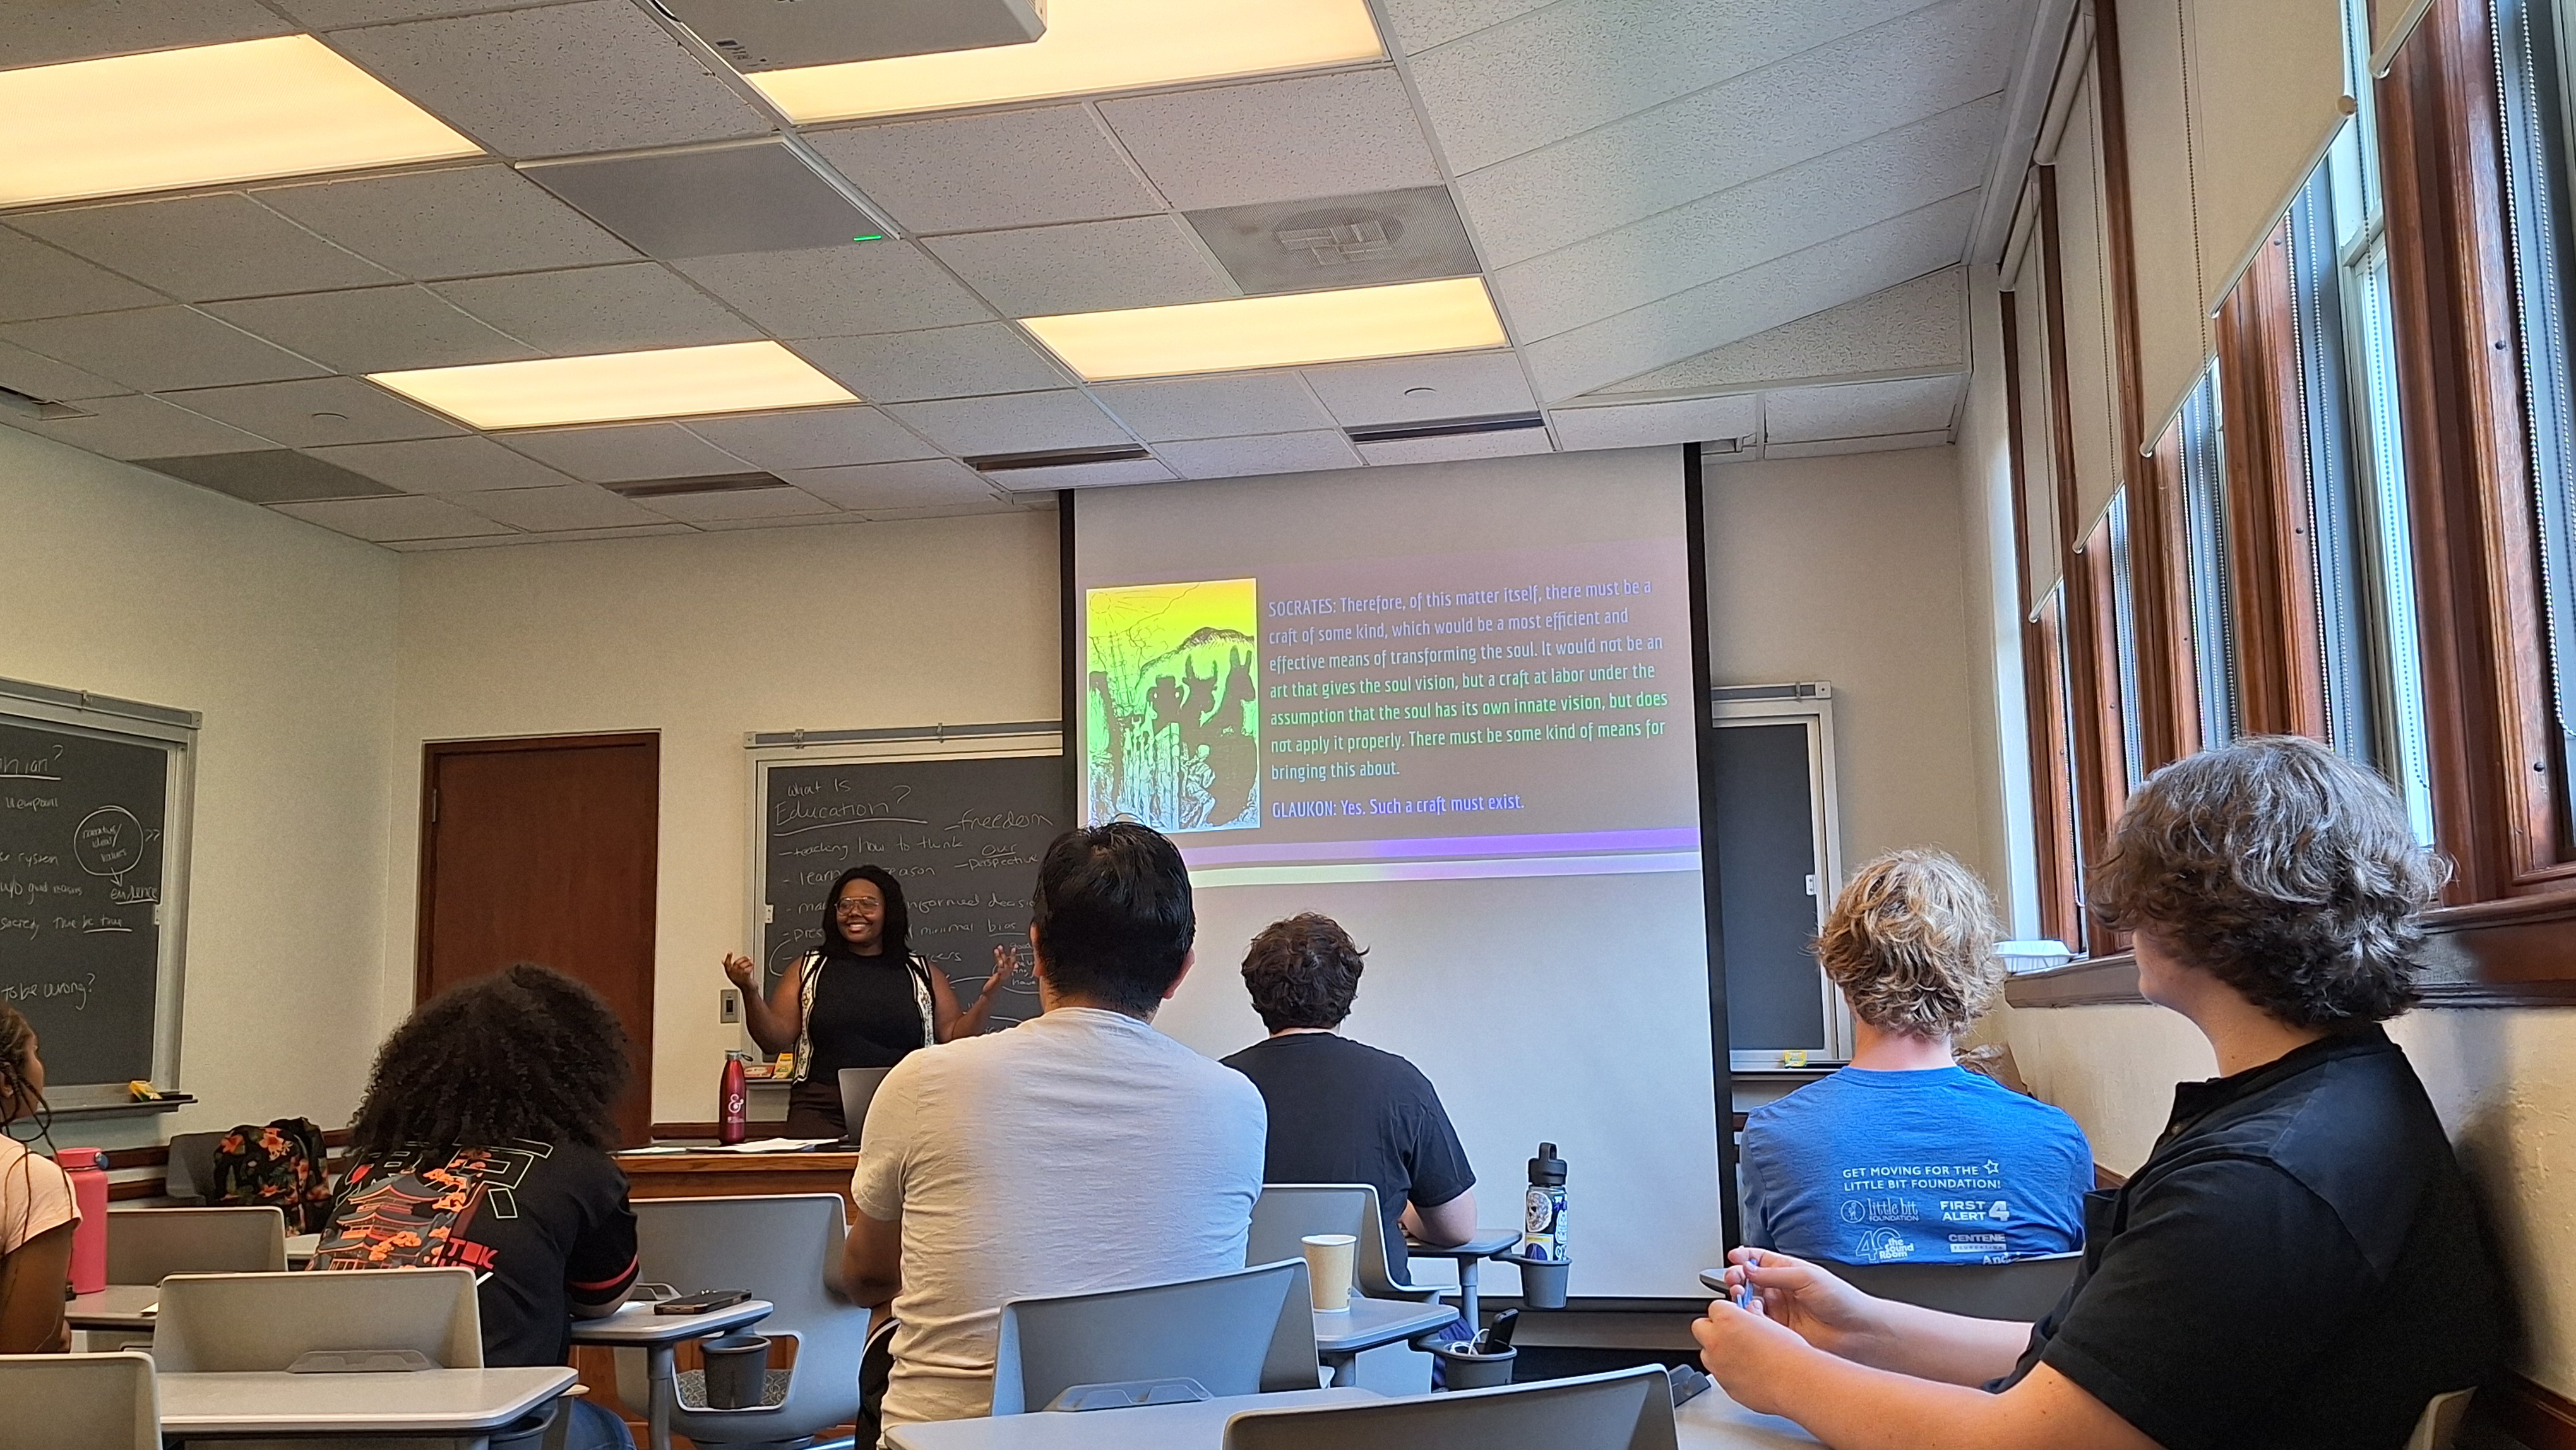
[720,988,742,1024]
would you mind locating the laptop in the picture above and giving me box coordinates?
[835,1067,892,1147]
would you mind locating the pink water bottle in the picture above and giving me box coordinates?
[57,1147,109,1294]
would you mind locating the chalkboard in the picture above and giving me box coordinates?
[0,698,191,1100]
[753,746,1071,1034]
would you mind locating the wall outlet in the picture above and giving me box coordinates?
[720,988,742,1024]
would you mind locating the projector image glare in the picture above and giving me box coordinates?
[667,0,1048,71]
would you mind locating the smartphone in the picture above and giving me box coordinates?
[653,1288,751,1315]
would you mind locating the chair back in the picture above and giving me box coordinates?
[0,1351,159,1450]
[2405,1388,2476,1450]
[152,1269,482,1373]
[106,1206,288,1283]
[990,1259,1319,1415]
[160,1132,229,1205]
[624,1195,867,1444]
[1220,1364,1678,1450]
[1828,1252,2082,1322]
[1248,1183,1427,1300]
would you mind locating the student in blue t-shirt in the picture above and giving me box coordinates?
[1739,849,2090,1266]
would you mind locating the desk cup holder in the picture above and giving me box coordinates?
[1500,1252,1569,1309]
[1421,1338,1517,1390]
[700,1333,772,1410]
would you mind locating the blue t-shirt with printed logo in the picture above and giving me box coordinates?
[1738,1066,2092,1266]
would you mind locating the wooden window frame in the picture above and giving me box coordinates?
[2034,587,2088,947]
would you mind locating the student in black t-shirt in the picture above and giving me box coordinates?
[314,963,643,1450]
[1695,736,2505,1450]
[1220,914,1476,1282]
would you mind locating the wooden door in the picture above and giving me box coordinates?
[417,734,659,1146]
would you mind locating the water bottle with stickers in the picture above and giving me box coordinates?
[1517,1142,1570,1307]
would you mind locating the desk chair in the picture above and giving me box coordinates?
[0,1351,159,1450]
[153,1267,483,1372]
[107,1206,289,1282]
[1247,1185,1440,1305]
[990,1259,1320,1415]
[1219,1363,1679,1450]
[159,1132,229,1206]
[2406,1388,2475,1450]
[1829,1252,2083,1322]
[624,1194,867,1449]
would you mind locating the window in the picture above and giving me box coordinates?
[2033,586,2086,949]
[2177,362,2238,746]
[2108,491,2147,789]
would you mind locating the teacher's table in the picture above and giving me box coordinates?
[158,1364,575,1447]
[619,1147,859,1206]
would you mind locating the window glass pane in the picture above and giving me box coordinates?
[2108,491,2146,788]
[2179,362,2238,745]
[2288,152,2382,765]
[2348,236,2440,843]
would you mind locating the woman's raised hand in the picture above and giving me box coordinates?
[721,952,759,990]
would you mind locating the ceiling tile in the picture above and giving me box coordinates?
[268,0,590,27]
[448,482,670,530]
[925,217,1234,318]
[1764,374,1965,442]
[672,243,991,338]
[1092,374,1335,441]
[1493,98,1998,343]
[0,229,165,323]
[1187,186,1479,296]
[326,1,767,159]
[882,390,1130,457]
[9,194,397,303]
[1376,0,1551,54]
[790,324,1070,403]
[1598,267,1965,397]
[1099,71,1440,212]
[0,393,272,460]
[0,0,293,69]
[1155,430,1363,479]
[1302,351,1534,426]
[631,482,837,523]
[985,457,1177,491]
[140,449,400,504]
[1546,395,1759,452]
[787,457,998,511]
[519,139,882,260]
[253,164,638,280]
[679,405,936,470]
[1765,429,1952,459]
[0,339,125,402]
[383,522,699,550]
[1356,427,1553,466]
[1410,0,1938,174]
[433,263,760,354]
[273,494,517,542]
[306,435,579,493]
[206,285,540,372]
[498,421,751,481]
[1458,0,2022,267]
[804,106,1162,235]
[0,307,326,393]
[160,376,465,447]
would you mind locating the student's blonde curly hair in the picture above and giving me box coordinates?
[1815,849,2003,1040]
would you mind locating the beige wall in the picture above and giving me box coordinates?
[1702,445,1996,878]
[0,425,398,1149]
[388,513,1061,1123]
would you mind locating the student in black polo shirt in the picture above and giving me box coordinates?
[1695,736,2503,1450]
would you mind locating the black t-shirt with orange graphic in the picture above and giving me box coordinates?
[310,1139,639,1367]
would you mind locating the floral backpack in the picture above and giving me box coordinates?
[206,1117,335,1234]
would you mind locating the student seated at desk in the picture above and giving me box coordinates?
[311,963,642,1450]
[1220,913,1477,1281]
[1697,738,2505,1450]
[0,1003,73,1354]
[1738,849,2089,1265]
[842,822,1267,1436]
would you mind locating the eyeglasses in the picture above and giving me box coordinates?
[834,901,878,916]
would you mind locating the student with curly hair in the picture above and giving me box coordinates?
[312,963,643,1450]
[1736,849,2090,1265]
[1697,737,2506,1450]
[0,1003,74,1354]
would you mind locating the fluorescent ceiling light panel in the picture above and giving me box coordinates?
[1022,277,1508,382]
[0,36,480,208]
[370,342,857,429]
[751,0,1383,123]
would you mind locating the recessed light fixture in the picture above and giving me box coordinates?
[1021,277,1508,382]
[0,35,480,208]
[750,0,1383,123]
[369,342,857,431]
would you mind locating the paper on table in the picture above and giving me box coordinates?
[714,1137,840,1153]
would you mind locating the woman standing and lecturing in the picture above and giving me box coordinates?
[721,865,1013,1140]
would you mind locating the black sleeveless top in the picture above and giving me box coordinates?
[804,952,928,1076]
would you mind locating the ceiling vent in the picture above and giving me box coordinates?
[660,0,1047,71]
[136,450,400,504]
[522,139,887,260]
[607,472,794,499]
[1189,186,1481,296]
[0,385,87,421]
[1345,412,1546,445]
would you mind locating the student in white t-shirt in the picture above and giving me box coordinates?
[0,1003,76,1353]
[843,822,1267,1437]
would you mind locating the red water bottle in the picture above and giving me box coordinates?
[58,1147,109,1293]
[719,1056,748,1146]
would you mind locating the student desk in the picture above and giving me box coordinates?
[619,1147,859,1207]
[157,1364,576,1445]
[1400,1229,1519,1326]
[569,1298,775,1450]
[1312,1298,1459,1386]
[66,1282,160,1333]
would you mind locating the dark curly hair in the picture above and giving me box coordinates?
[1031,822,1194,1016]
[1241,914,1367,1032]
[2088,735,2449,1028]
[818,864,910,961]
[348,963,633,1160]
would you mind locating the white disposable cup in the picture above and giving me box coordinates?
[1301,1233,1356,1312]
